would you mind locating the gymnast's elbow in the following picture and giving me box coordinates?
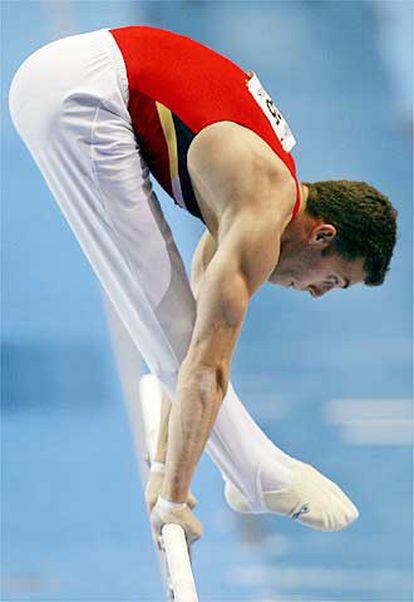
[178,360,230,408]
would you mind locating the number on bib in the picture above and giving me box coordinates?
[247,72,296,153]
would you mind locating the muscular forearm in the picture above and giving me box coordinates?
[160,217,257,502]
[152,232,215,482]
[158,231,219,499]
[161,367,225,502]
[152,235,209,466]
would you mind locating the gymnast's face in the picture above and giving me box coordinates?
[280,254,366,297]
[269,223,366,297]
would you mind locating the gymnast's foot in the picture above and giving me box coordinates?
[225,459,359,532]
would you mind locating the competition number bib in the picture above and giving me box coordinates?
[247,71,296,153]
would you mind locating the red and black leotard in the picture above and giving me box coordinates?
[109,26,300,222]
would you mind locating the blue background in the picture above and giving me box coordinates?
[2,1,413,600]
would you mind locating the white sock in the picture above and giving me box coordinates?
[206,382,295,511]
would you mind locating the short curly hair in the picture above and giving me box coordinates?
[303,180,398,286]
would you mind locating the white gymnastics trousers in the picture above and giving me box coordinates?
[9,28,292,511]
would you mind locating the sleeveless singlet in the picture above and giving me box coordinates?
[109,26,301,223]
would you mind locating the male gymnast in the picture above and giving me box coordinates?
[9,25,397,546]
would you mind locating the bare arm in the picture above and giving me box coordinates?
[145,231,217,514]
[151,230,216,465]
[190,230,217,296]
[160,122,296,503]
[161,215,282,502]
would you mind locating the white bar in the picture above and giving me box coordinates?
[139,373,164,464]
[102,298,199,601]
[162,524,199,602]
[103,295,150,482]
[138,375,199,601]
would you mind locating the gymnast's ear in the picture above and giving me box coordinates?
[308,224,337,248]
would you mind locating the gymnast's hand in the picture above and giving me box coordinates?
[150,496,203,548]
[145,463,198,513]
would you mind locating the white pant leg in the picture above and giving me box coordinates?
[8,28,192,384]
[207,383,294,510]
[8,29,283,511]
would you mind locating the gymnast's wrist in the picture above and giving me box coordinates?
[157,495,187,512]
[150,460,166,473]
[161,479,188,505]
